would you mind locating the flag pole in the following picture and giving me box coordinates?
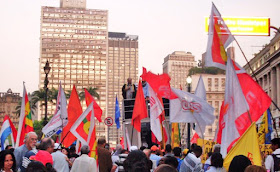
[131,119,134,147]
[234,37,280,113]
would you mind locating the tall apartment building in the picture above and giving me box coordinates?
[244,33,280,118]
[39,0,108,138]
[107,32,138,145]
[0,89,21,129]
[162,51,196,89]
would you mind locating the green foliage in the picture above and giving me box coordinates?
[33,119,44,139]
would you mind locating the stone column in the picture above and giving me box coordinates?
[277,65,280,108]
[271,68,277,110]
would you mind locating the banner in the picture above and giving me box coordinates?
[197,138,216,163]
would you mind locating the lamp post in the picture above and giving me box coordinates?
[186,76,192,149]
[44,60,51,125]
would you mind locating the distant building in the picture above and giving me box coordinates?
[0,89,21,129]
[39,0,108,138]
[162,51,196,89]
[244,33,280,119]
[107,32,138,145]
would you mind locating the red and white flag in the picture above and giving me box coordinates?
[148,86,164,142]
[205,3,244,73]
[170,88,215,128]
[70,102,95,146]
[220,59,249,157]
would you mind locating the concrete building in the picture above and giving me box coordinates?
[244,33,280,120]
[162,51,196,89]
[39,0,108,138]
[107,32,138,145]
[0,89,21,129]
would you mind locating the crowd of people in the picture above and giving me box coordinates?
[0,131,279,172]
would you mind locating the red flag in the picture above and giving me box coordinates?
[62,85,83,148]
[191,133,200,144]
[141,67,177,99]
[7,115,17,144]
[236,73,271,134]
[85,88,102,122]
[131,80,148,132]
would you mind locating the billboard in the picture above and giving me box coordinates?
[205,17,270,36]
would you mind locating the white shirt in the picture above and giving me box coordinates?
[112,155,119,172]
[207,166,225,172]
[52,151,70,172]
[71,154,97,172]
[265,148,280,171]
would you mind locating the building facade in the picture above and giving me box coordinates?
[162,51,196,89]
[0,89,21,129]
[244,33,280,122]
[107,32,138,145]
[39,0,108,138]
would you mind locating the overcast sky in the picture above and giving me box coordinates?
[1,0,280,94]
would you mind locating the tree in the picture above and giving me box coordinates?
[79,87,100,100]
[15,99,37,117]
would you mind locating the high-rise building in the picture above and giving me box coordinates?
[162,51,196,89]
[107,32,138,145]
[0,89,21,129]
[39,0,108,138]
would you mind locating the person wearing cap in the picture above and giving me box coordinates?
[150,145,162,166]
[52,143,70,172]
[71,145,97,172]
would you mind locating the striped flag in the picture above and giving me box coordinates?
[0,115,17,150]
[16,84,34,147]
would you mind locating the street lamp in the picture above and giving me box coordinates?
[44,60,51,125]
[186,76,192,149]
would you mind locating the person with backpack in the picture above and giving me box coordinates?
[265,138,280,172]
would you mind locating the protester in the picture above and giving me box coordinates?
[29,138,54,166]
[52,143,70,172]
[162,156,178,169]
[122,78,136,99]
[4,145,13,151]
[179,145,203,172]
[70,145,97,172]
[61,147,70,157]
[68,145,79,164]
[123,150,150,172]
[112,144,123,172]
[26,161,47,172]
[140,146,147,151]
[116,149,129,172]
[265,138,280,171]
[150,145,162,166]
[204,144,221,171]
[14,132,38,170]
[164,144,173,157]
[154,164,177,172]
[0,150,17,172]
[206,152,224,172]
[173,147,182,171]
[228,155,251,172]
[142,80,149,100]
[97,138,112,172]
[244,165,266,172]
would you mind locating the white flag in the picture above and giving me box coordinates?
[70,102,95,146]
[195,75,206,101]
[170,88,214,127]
[193,75,207,138]
[148,86,164,142]
[220,59,249,157]
[42,82,68,137]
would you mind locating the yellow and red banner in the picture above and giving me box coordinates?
[197,139,216,163]
[171,123,180,148]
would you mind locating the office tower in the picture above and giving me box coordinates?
[39,0,108,138]
[107,32,138,145]
[162,51,196,89]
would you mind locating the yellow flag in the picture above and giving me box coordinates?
[224,122,262,170]
[197,138,216,163]
[257,111,268,144]
[171,123,180,148]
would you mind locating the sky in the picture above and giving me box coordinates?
[1,0,280,95]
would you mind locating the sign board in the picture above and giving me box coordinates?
[104,117,114,126]
[205,17,270,36]
[197,138,216,164]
